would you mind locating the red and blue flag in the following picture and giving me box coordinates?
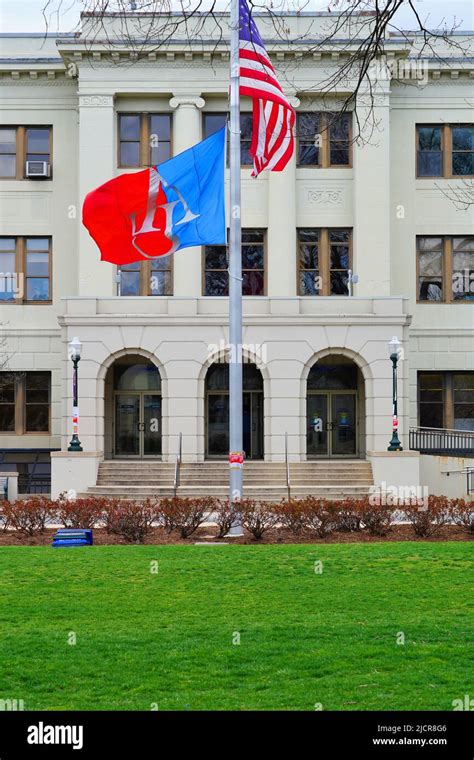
[83,127,226,266]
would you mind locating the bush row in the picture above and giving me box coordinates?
[0,493,473,542]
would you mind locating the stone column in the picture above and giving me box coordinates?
[169,95,205,297]
[266,96,300,297]
[77,94,116,297]
[353,80,391,296]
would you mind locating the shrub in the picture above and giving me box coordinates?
[334,497,363,532]
[358,497,394,536]
[155,497,214,538]
[102,499,125,534]
[274,499,307,534]
[56,493,104,529]
[450,498,474,534]
[213,499,240,538]
[240,499,278,540]
[404,495,450,537]
[3,497,52,536]
[0,504,9,532]
[103,499,156,543]
[302,497,339,538]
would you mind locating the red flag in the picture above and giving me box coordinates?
[82,168,173,266]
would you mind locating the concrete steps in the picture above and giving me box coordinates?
[79,459,373,500]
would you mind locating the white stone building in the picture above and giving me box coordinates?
[0,11,472,499]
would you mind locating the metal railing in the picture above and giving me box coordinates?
[285,432,291,501]
[173,432,182,497]
[18,477,51,495]
[409,426,474,456]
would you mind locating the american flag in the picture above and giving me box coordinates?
[239,0,295,177]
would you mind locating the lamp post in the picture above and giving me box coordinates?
[387,335,403,451]
[68,336,83,452]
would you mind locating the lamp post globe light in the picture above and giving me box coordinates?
[68,336,83,453]
[387,335,403,452]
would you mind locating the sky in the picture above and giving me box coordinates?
[0,0,472,34]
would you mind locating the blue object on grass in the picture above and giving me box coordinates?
[52,528,93,547]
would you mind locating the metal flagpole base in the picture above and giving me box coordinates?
[228,457,244,536]
[226,522,244,538]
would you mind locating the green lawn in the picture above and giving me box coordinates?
[0,543,472,711]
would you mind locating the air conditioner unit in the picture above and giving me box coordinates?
[25,161,50,178]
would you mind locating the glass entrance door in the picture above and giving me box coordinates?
[307,394,329,457]
[331,393,357,456]
[207,391,263,459]
[114,392,162,458]
[207,393,229,457]
[143,394,162,456]
[307,392,357,457]
[243,391,264,460]
[115,394,140,457]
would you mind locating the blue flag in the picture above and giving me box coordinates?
[158,126,226,252]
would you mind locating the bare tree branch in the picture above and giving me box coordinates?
[437,179,474,211]
[41,2,471,154]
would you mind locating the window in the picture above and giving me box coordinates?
[0,237,51,303]
[26,128,51,164]
[203,112,253,165]
[418,372,474,431]
[0,372,50,433]
[297,112,351,167]
[418,373,444,428]
[118,113,171,167]
[417,236,474,302]
[416,124,474,177]
[240,113,253,165]
[119,257,172,296]
[0,129,16,178]
[298,228,352,296]
[204,229,265,295]
[0,374,15,431]
[0,126,52,179]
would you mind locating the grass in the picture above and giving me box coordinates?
[0,542,472,711]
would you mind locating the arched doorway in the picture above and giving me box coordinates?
[105,356,162,458]
[205,362,264,459]
[307,356,365,458]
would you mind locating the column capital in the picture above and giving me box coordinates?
[169,95,205,109]
[288,95,301,109]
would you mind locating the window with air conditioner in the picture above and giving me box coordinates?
[0,126,52,179]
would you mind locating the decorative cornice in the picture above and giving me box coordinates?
[0,73,74,86]
[58,314,412,328]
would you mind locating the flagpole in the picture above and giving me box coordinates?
[227,0,244,533]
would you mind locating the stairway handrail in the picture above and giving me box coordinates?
[285,432,291,501]
[173,432,182,497]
